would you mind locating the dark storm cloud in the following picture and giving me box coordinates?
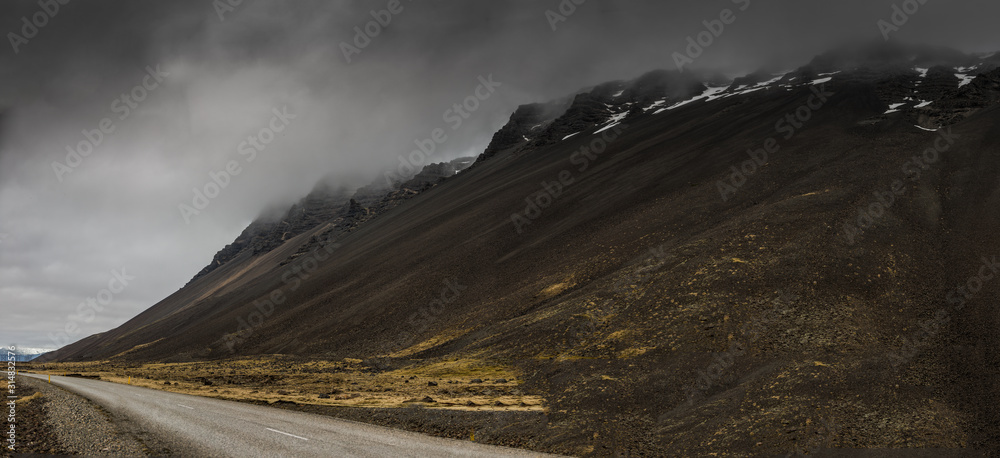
[1,0,999,350]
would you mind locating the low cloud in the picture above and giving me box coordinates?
[1,0,999,350]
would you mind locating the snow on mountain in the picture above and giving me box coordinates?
[479,45,1000,166]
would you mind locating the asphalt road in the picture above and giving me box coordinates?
[21,373,554,457]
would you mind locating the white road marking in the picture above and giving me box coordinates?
[266,427,309,441]
[177,404,195,409]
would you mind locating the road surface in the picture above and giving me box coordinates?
[21,373,555,457]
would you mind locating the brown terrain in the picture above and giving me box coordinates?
[2,379,68,456]
[33,43,1000,456]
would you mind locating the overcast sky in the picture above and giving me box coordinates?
[2,0,999,352]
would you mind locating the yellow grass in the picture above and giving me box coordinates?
[22,356,545,412]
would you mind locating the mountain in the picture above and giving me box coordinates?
[186,157,475,286]
[473,69,706,166]
[36,42,1000,455]
[10,348,48,362]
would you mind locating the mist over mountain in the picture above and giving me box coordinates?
[23,38,1000,454]
[6,1,1000,455]
[4,0,1000,350]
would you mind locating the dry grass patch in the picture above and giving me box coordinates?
[23,356,545,412]
[389,328,472,358]
[18,392,43,404]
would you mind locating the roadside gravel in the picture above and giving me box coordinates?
[18,376,158,456]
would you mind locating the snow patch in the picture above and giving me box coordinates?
[884,102,905,114]
[811,77,833,85]
[650,72,790,115]
[915,100,933,108]
[716,85,766,99]
[562,132,580,140]
[956,73,975,87]
[652,86,728,114]
[644,99,667,112]
[594,112,629,134]
[753,74,787,88]
[914,125,939,132]
[689,86,730,103]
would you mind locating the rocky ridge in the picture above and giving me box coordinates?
[188,156,475,284]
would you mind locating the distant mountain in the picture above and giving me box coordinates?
[10,348,48,361]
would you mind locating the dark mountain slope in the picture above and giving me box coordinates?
[38,51,1000,455]
[186,157,474,286]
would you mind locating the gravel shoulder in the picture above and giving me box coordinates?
[17,375,168,456]
[1,384,67,456]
